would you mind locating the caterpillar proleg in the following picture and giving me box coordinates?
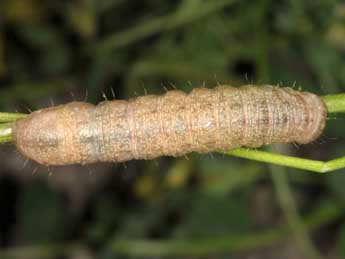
[12,85,327,166]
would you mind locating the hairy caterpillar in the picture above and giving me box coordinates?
[12,85,327,166]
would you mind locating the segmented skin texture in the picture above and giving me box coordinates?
[12,85,327,166]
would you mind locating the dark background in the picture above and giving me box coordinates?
[1,0,345,258]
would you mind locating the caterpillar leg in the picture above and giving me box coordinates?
[224,148,345,173]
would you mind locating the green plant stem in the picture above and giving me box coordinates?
[225,148,345,173]
[0,113,27,143]
[322,93,345,113]
[0,123,13,143]
[100,200,341,257]
[0,201,339,258]
[271,165,323,259]
[0,112,27,122]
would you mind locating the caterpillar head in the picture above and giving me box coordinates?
[13,102,96,166]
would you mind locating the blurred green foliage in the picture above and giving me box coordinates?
[1,0,345,258]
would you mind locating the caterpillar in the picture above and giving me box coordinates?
[12,85,327,166]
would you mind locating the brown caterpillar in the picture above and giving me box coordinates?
[12,85,327,166]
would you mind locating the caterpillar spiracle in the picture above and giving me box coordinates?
[12,85,327,166]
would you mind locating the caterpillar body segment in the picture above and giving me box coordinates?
[12,85,327,166]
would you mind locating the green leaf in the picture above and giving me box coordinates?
[172,193,252,238]
[198,156,263,195]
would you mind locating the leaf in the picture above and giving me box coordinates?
[198,155,263,195]
[172,192,252,238]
